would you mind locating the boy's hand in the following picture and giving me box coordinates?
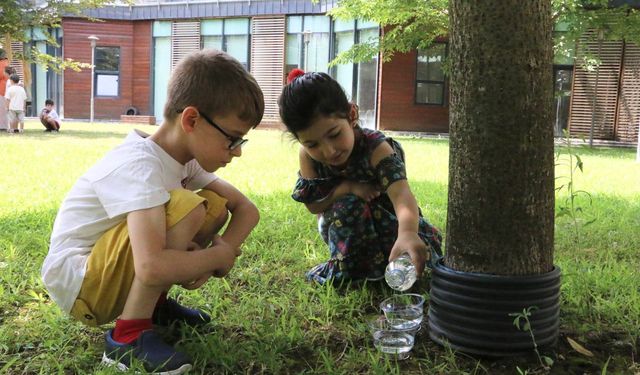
[180,242,209,289]
[210,236,240,277]
[389,231,429,276]
[186,241,202,251]
[348,182,381,202]
[181,272,213,290]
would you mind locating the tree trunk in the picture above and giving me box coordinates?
[446,0,555,275]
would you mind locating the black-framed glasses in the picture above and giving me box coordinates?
[178,108,247,150]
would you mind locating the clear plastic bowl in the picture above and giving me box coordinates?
[379,293,425,329]
[367,316,415,360]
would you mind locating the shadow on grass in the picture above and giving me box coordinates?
[12,128,135,140]
[555,144,637,158]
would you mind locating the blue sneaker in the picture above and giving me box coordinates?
[102,329,192,374]
[153,298,211,327]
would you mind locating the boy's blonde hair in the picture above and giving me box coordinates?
[163,49,264,126]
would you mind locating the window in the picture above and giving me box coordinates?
[331,19,379,128]
[553,22,575,66]
[94,46,120,97]
[284,16,380,128]
[354,23,379,128]
[285,16,330,80]
[553,23,574,137]
[201,18,250,69]
[416,43,446,105]
[553,68,573,137]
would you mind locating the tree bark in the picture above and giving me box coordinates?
[446,0,555,275]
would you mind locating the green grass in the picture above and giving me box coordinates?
[0,121,638,374]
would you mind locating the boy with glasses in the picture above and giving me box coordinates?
[41,50,264,374]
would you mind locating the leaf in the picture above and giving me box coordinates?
[567,337,594,357]
[0,357,19,374]
[575,155,584,172]
[556,208,570,218]
[575,190,594,204]
[511,315,522,328]
[27,289,42,301]
[543,356,554,367]
[601,355,611,375]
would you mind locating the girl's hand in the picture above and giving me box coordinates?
[389,231,429,276]
[349,182,381,202]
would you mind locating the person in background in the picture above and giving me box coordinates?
[0,53,9,132]
[5,74,27,134]
[40,99,61,132]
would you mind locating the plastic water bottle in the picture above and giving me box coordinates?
[385,254,417,291]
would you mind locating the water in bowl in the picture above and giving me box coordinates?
[373,330,414,359]
[384,306,423,330]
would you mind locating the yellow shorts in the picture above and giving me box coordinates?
[70,189,227,327]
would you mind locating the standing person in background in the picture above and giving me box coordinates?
[40,99,61,132]
[0,52,9,132]
[4,66,16,90]
[5,74,27,134]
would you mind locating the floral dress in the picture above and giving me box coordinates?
[292,127,442,285]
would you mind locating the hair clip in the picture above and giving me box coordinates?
[287,68,306,84]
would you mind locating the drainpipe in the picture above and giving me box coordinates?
[302,30,312,72]
[88,35,99,123]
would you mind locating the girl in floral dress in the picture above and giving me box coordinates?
[278,69,442,285]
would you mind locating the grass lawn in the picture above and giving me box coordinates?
[0,120,638,374]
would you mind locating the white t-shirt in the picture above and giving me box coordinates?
[48,108,61,124]
[42,130,218,313]
[5,84,27,111]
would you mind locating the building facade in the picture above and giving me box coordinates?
[11,0,640,145]
[55,0,382,129]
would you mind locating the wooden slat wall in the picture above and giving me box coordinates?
[171,21,201,69]
[9,42,23,75]
[132,22,153,115]
[569,31,623,140]
[616,42,640,144]
[251,16,285,123]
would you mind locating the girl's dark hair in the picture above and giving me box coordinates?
[278,72,351,135]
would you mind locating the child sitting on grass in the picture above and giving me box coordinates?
[41,49,264,374]
[40,99,61,132]
[278,69,442,286]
